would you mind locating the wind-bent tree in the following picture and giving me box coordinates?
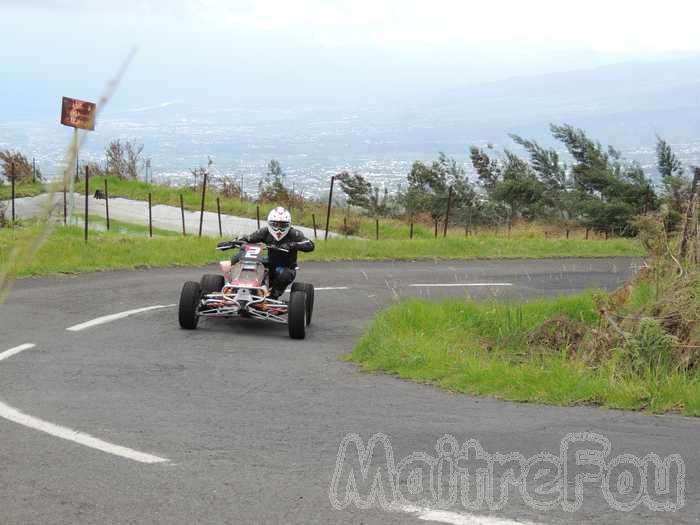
[403,153,475,224]
[260,159,290,200]
[105,139,144,180]
[336,171,372,209]
[550,124,657,234]
[0,150,42,183]
[656,136,688,215]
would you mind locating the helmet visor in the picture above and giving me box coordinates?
[269,220,290,232]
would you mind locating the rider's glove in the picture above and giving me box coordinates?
[217,241,231,249]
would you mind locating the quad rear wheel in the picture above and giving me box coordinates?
[291,282,314,325]
[200,274,225,294]
[179,281,201,329]
[288,290,307,339]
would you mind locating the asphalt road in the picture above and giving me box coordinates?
[1,257,697,524]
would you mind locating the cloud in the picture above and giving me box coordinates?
[5,0,700,53]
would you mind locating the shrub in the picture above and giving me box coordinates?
[617,318,678,375]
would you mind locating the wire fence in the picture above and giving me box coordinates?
[2,167,627,242]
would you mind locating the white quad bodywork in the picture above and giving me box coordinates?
[197,246,290,324]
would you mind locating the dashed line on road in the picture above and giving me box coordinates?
[0,343,169,464]
[0,343,36,363]
[393,504,539,525]
[0,400,169,464]
[408,283,513,288]
[66,304,176,332]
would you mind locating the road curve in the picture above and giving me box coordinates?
[0,257,697,524]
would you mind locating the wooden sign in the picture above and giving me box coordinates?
[60,96,96,130]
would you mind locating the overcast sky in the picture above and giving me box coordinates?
[2,0,700,115]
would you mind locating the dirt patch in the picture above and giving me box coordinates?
[527,315,586,354]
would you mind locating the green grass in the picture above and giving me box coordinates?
[0,181,47,199]
[0,223,644,278]
[316,236,643,260]
[82,215,180,236]
[348,296,700,416]
[0,225,214,277]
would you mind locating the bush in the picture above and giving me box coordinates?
[616,318,678,375]
[338,216,361,236]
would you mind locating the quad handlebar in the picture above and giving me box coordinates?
[216,240,245,251]
[216,240,290,253]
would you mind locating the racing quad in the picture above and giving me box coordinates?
[178,240,314,339]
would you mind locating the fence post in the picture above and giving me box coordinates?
[256,205,260,229]
[585,228,589,240]
[198,173,207,237]
[312,213,318,239]
[10,162,15,226]
[104,179,110,230]
[63,185,67,225]
[84,165,89,243]
[148,192,153,238]
[324,176,335,241]
[409,216,414,239]
[375,218,379,240]
[434,219,438,238]
[180,194,186,236]
[343,217,347,237]
[443,186,453,237]
[216,197,222,237]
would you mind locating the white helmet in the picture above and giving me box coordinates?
[267,206,291,241]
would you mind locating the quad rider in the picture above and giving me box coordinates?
[224,207,314,300]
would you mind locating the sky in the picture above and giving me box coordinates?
[6,0,700,52]
[2,0,700,180]
[2,0,700,117]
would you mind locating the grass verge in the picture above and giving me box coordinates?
[0,225,214,277]
[0,224,643,278]
[348,295,700,416]
[0,181,47,199]
[317,236,642,260]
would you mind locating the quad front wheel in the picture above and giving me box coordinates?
[200,274,225,294]
[291,282,314,325]
[179,281,201,329]
[288,290,307,339]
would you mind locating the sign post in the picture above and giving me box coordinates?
[60,96,96,225]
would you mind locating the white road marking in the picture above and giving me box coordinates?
[395,504,539,525]
[408,283,513,288]
[0,400,169,464]
[0,343,36,363]
[284,286,350,293]
[66,304,176,331]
